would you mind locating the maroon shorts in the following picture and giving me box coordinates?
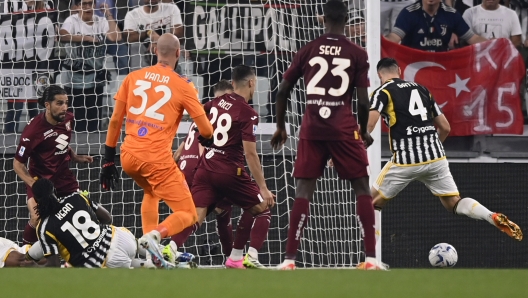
[192,168,263,210]
[293,138,369,180]
[26,170,80,201]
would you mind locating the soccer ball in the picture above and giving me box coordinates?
[428,243,458,268]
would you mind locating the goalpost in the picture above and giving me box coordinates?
[0,0,381,268]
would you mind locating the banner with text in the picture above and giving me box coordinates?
[0,10,57,100]
[185,0,319,54]
[381,38,525,136]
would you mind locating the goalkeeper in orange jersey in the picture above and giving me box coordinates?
[99,33,214,268]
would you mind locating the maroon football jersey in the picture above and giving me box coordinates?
[14,112,79,193]
[198,93,258,175]
[283,33,370,140]
[178,122,201,187]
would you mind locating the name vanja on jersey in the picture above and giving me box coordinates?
[37,193,113,268]
[370,78,446,165]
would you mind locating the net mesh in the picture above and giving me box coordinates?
[0,0,370,267]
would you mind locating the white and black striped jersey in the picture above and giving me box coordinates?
[370,78,445,165]
[2,0,53,13]
[36,193,113,268]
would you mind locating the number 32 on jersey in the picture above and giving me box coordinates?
[130,80,172,121]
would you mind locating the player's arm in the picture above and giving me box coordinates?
[183,86,213,139]
[173,142,185,162]
[428,91,450,142]
[367,110,380,134]
[367,87,389,134]
[13,159,36,188]
[356,87,370,135]
[243,141,274,207]
[69,146,93,164]
[275,79,294,132]
[36,223,62,267]
[82,194,112,224]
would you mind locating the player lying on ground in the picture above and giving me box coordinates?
[100,33,214,268]
[173,65,275,269]
[271,0,384,270]
[367,58,523,242]
[31,178,174,268]
[0,237,36,268]
[170,80,235,259]
[13,85,93,245]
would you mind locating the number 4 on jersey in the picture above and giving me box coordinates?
[408,89,428,121]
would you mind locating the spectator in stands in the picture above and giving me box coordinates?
[2,0,53,133]
[386,0,488,52]
[463,0,522,46]
[123,0,183,69]
[380,0,413,35]
[95,0,129,75]
[346,11,366,47]
[59,0,121,132]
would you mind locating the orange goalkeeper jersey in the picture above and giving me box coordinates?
[114,64,206,162]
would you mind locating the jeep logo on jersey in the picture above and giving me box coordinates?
[55,134,69,150]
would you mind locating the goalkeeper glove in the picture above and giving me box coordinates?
[100,145,120,191]
[194,127,215,147]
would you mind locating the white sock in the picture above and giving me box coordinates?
[248,247,258,259]
[374,209,382,261]
[130,258,155,268]
[229,248,244,261]
[455,197,494,225]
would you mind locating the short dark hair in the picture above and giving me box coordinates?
[231,65,255,83]
[324,0,348,25]
[376,58,399,72]
[213,80,234,93]
[38,85,67,107]
[33,178,62,220]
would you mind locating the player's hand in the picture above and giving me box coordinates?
[361,131,374,148]
[327,159,334,167]
[193,127,214,147]
[100,161,119,191]
[270,128,288,150]
[260,188,276,208]
[75,155,93,164]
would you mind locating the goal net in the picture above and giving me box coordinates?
[0,0,380,268]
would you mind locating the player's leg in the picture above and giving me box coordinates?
[3,250,30,267]
[329,139,386,270]
[422,159,523,241]
[222,175,271,269]
[121,151,161,234]
[105,227,138,269]
[23,195,39,245]
[214,200,233,257]
[278,139,326,270]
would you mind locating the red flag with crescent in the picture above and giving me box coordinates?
[381,38,525,136]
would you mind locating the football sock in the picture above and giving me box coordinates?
[229,248,244,261]
[249,209,271,251]
[22,222,38,245]
[285,198,310,260]
[170,223,199,247]
[233,211,254,250]
[356,195,376,258]
[158,199,198,237]
[130,258,155,269]
[374,209,382,253]
[141,192,160,234]
[248,247,259,259]
[454,197,494,225]
[216,207,233,257]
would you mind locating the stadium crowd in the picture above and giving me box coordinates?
[1,0,527,133]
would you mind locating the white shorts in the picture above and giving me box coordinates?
[0,238,28,268]
[373,158,459,199]
[104,227,137,269]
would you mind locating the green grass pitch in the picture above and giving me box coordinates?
[2,268,527,298]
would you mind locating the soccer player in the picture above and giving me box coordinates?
[188,65,275,269]
[0,237,33,268]
[13,85,93,245]
[100,33,214,266]
[32,178,161,268]
[368,58,523,242]
[171,79,235,258]
[270,0,383,270]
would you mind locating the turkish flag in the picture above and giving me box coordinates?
[381,38,525,136]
